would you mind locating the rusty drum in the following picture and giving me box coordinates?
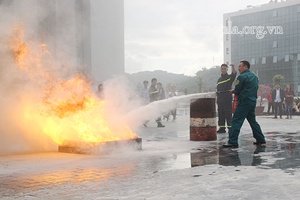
[190,98,217,141]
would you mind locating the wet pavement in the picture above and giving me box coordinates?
[1,108,300,199]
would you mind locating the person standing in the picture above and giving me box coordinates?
[272,83,284,119]
[223,60,265,148]
[284,84,294,119]
[149,78,165,127]
[157,82,169,121]
[216,63,237,133]
[169,85,177,121]
[267,90,273,115]
[140,80,150,127]
[96,83,104,99]
[140,80,150,105]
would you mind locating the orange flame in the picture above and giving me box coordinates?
[10,25,137,146]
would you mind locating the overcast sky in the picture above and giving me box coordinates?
[124,0,271,75]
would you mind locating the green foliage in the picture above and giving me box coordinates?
[272,74,284,85]
[126,66,221,94]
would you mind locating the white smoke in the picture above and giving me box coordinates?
[0,0,88,154]
[0,0,216,155]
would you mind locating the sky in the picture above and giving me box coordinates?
[124,0,271,76]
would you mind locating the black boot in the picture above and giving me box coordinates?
[217,128,226,133]
[157,122,165,127]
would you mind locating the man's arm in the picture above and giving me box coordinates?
[233,76,244,95]
[230,64,237,75]
[229,64,237,83]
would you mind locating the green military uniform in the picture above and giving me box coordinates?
[228,69,265,145]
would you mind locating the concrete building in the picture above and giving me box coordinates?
[224,0,300,95]
[0,0,124,83]
[90,0,125,83]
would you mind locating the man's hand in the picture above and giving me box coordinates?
[230,64,237,74]
[229,89,234,94]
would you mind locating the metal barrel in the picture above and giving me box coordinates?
[190,98,217,141]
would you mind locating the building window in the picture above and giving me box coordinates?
[272,10,277,17]
[285,55,289,62]
[297,54,300,61]
[251,58,255,65]
[262,57,266,64]
[273,41,277,48]
[273,56,278,63]
[225,34,229,41]
[226,48,229,54]
[297,6,300,13]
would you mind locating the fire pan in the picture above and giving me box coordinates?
[58,137,142,154]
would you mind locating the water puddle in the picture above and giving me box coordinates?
[161,132,300,171]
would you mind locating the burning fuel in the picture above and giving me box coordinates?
[0,25,138,154]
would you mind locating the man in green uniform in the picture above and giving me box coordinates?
[223,60,266,148]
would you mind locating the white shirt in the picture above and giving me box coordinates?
[274,89,281,103]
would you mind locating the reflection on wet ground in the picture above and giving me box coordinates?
[0,163,136,192]
[162,132,300,172]
[1,131,300,194]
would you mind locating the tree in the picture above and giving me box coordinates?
[197,76,203,92]
[272,74,284,85]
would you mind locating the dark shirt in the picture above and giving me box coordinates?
[217,73,236,102]
[272,88,284,103]
[158,88,165,100]
[234,69,258,104]
[149,85,159,102]
[284,90,294,103]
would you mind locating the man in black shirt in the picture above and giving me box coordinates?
[216,64,237,133]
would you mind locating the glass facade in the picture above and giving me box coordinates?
[227,3,300,95]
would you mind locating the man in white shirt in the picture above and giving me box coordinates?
[272,84,284,119]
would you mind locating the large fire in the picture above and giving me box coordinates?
[10,26,137,146]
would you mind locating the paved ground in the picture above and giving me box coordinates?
[0,108,300,200]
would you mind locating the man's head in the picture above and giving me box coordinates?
[151,78,157,86]
[238,60,250,74]
[220,64,228,75]
[143,80,149,87]
[286,84,291,90]
[157,82,162,88]
[98,84,103,91]
[275,83,280,89]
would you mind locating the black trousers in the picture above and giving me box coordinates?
[273,102,282,118]
[267,102,273,114]
[218,99,232,129]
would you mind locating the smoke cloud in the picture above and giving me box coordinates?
[0,0,216,155]
[0,0,91,154]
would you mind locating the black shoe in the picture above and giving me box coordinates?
[223,143,239,148]
[253,141,266,146]
[217,129,226,133]
[157,122,165,128]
